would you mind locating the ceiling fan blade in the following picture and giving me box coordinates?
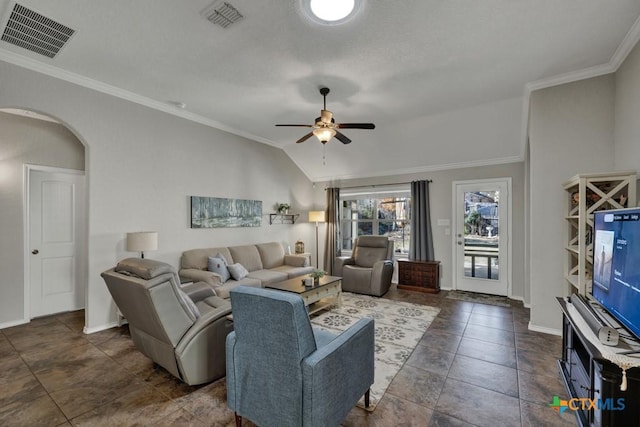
[334,131,352,144]
[337,123,375,129]
[276,124,313,127]
[296,132,314,144]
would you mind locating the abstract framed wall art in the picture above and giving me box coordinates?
[190,196,262,228]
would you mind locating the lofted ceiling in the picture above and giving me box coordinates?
[1,0,639,182]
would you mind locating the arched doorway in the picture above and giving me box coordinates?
[0,108,88,328]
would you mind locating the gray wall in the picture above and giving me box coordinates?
[0,112,85,325]
[313,161,527,302]
[0,60,315,332]
[528,75,616,332]
[614,38,640,173]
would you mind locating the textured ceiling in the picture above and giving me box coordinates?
[1,0,639,182]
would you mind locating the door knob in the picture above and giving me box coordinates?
[457,241,463,246]
[32,249,39,255]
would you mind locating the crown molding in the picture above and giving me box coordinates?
[0,48,279,148]
[520,17,640,169]
[610,14,640,70]
[309,155,524,183]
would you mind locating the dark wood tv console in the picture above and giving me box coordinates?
[557,297,640,426]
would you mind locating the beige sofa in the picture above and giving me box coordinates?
[179,242,312,298]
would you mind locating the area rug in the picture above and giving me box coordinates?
[310,293,440,411]
[445,290,510,307]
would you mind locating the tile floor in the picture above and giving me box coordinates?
[0,287,577,426]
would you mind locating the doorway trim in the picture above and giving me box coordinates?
[451,177,513,297]
[23,164,87,322]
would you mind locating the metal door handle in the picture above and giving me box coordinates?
[32,249,39,255]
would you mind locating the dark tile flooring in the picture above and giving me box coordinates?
[0,287,577,426]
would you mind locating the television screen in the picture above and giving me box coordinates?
[592,208,640,340]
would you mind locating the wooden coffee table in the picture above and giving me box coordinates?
[265,275,342,315]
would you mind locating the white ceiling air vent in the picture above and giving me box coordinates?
[201,1,244,29]
[1,3,75,58]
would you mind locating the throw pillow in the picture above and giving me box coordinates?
[208,256,230,283]
[227,263,249,280]
[215,252,229,266]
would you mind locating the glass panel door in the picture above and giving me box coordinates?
[454,179,510,296]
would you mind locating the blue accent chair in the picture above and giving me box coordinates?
[226,286,375,427]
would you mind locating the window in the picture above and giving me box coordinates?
[340,189,411,254]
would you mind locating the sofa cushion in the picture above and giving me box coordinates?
[228,245,263,272]
[284,254,309,267]
[256,242,285,269]
[228,263,249,280]
[213,277,261,299]
[207,257,230,283]
[181,247,234,271]
[246,269,288,285]
[271,265,314,279]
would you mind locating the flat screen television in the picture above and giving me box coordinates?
[592,207,640,341]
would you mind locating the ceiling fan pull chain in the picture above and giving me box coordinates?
[323,144,326,166]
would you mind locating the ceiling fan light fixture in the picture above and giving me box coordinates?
[313,127,336,143]
[301,0,362,26]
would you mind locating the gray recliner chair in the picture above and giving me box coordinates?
[101,258,233,385]
[226,286,374,427]
[335,236,394,296]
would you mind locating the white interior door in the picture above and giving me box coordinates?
[453,179,510,296]
[28,168,86,318]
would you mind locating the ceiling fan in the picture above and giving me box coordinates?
[275,87,375,145]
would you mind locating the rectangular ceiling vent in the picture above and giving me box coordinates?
[202,1,243,29]
[1,3,75,58]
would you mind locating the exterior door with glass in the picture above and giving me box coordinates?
[453,179,510,296]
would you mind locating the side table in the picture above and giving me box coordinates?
[397,259,440,293]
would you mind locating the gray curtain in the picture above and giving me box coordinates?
[409,180,435,261]
[323,187,341,274]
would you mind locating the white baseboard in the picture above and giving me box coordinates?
[83,321,118,334]
[0,318,29,330]
[528,322,562,336]
[508,294,531,308]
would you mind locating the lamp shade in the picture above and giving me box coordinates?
[126,231,158,253]
[308,211,326,223]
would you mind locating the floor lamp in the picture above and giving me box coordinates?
[308,211,326,268]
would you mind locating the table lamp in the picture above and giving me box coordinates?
[126,231,158,259]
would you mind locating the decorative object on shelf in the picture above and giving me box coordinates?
[310,268,325,284]
[190,196,262,228]
[309,210,326,267]
[295,239,305,254]
[563,171,636,295]
[277,202,290,214]
[126,231,158,259]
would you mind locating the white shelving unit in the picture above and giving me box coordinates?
[563,171,636,295]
